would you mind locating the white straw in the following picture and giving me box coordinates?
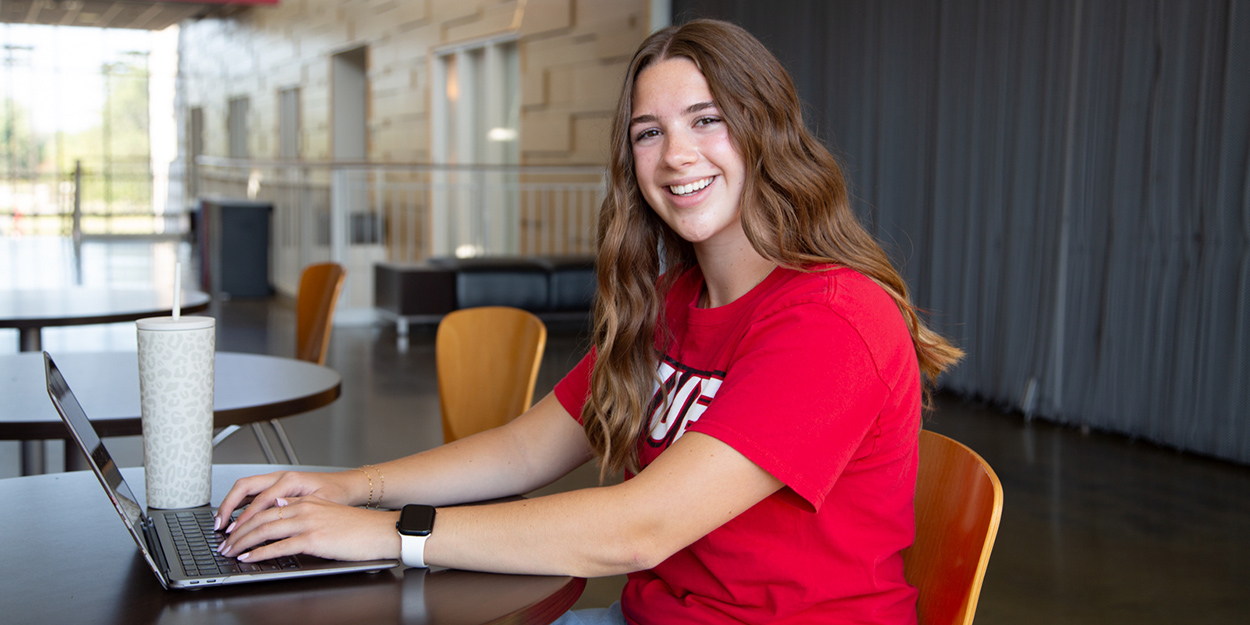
[173,261,182,321]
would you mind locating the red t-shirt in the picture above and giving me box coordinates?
[554,265,921,624]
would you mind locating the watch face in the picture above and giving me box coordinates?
[398,505,435,536]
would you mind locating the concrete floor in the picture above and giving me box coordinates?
[3,238,1249,622]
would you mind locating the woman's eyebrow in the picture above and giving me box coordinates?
[630,101,717,127]
[630,113,658,127]
[687,101,715,114]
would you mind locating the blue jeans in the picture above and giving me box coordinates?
[550,602,626,625]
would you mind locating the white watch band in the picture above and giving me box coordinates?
[399,531,430,568]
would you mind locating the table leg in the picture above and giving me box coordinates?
[19,328,42,352]
[21,440,46,476]
[396,317,410,352]
[18,332,56,472]
[18,329,48,474]
[65,440,89,472]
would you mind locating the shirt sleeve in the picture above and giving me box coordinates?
[686,302,892,512]
[554,350,595,425]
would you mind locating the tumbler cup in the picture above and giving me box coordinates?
[136,315,215,509]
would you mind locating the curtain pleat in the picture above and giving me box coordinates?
[675,0,1250,463]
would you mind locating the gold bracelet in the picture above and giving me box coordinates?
[373,465,385,509]
[356,466,374,508]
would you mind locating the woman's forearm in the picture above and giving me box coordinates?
[421,432,784,578]
[369,393,595,509]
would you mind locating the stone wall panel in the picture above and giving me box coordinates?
[178,0,647,165]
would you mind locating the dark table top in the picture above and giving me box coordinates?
[0,351,342,440]
[0,287,211,330]
[0,464,584,625]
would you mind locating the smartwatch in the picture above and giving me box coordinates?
[396,504,436,568]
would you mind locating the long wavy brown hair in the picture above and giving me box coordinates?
[584,19,963,480]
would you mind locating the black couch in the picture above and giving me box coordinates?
[375,255,596,340]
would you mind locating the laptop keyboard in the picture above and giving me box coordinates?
[166,509,301,577]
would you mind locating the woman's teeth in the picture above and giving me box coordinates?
[669,177,712,196]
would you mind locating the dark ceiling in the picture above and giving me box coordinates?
[0,1,252,31]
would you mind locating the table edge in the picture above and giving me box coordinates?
[0,291,211,329]
[0,351,341,439]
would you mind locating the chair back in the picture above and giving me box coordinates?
[903,430,1004,625]
[436,306,547,443]
[295,263,346,365]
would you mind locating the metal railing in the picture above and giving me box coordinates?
[0,161,179,238]
[195,157,606,322]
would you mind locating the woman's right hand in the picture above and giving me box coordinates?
[214,470,360,533]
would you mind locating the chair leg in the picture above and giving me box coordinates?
[212,425,241,447]
[268,419,300,465]
[250,422,279,464]
[214,422,299,465]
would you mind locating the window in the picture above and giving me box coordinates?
[431,36,520,256]
[278,87,300,160]
[187,106,203,201]
[227,97,249,159]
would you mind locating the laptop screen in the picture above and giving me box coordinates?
[43,352,397,589]
[44,353,149,538]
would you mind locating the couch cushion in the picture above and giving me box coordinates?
[437,257,550,311]
[535,255,597,311]
[380,256,597,317]
[374,262,457,316]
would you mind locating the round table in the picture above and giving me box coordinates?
[0,288,211,352]
[0,465,585,625]
[0,351,341,474]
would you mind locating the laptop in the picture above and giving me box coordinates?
[43,351,398,589]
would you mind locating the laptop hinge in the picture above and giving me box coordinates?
[141,517,174,587]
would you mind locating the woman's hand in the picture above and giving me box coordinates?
[218,496,402,563]
[214,470,361,533]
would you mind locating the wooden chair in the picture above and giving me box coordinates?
[903,430,1004,625]
[213,262,346,463]
[436,306,547,443]
[295,262,347,367]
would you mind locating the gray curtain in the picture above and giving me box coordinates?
[673,0,1250,463]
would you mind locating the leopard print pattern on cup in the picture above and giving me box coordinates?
[138,321,215,509]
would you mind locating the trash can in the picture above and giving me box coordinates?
[198,198,273,298]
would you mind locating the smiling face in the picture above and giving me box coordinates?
[629,57,748,251]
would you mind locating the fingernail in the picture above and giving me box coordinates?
[237,552,251,562]
[218,544,231,556]
[226,521,237,534]
[213,516,221,531]
[276,498,288,507]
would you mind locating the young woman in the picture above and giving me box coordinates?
[216,19,962,624]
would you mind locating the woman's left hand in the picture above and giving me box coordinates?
[218,496,402,564]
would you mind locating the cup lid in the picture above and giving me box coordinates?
[136,316,216,331]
